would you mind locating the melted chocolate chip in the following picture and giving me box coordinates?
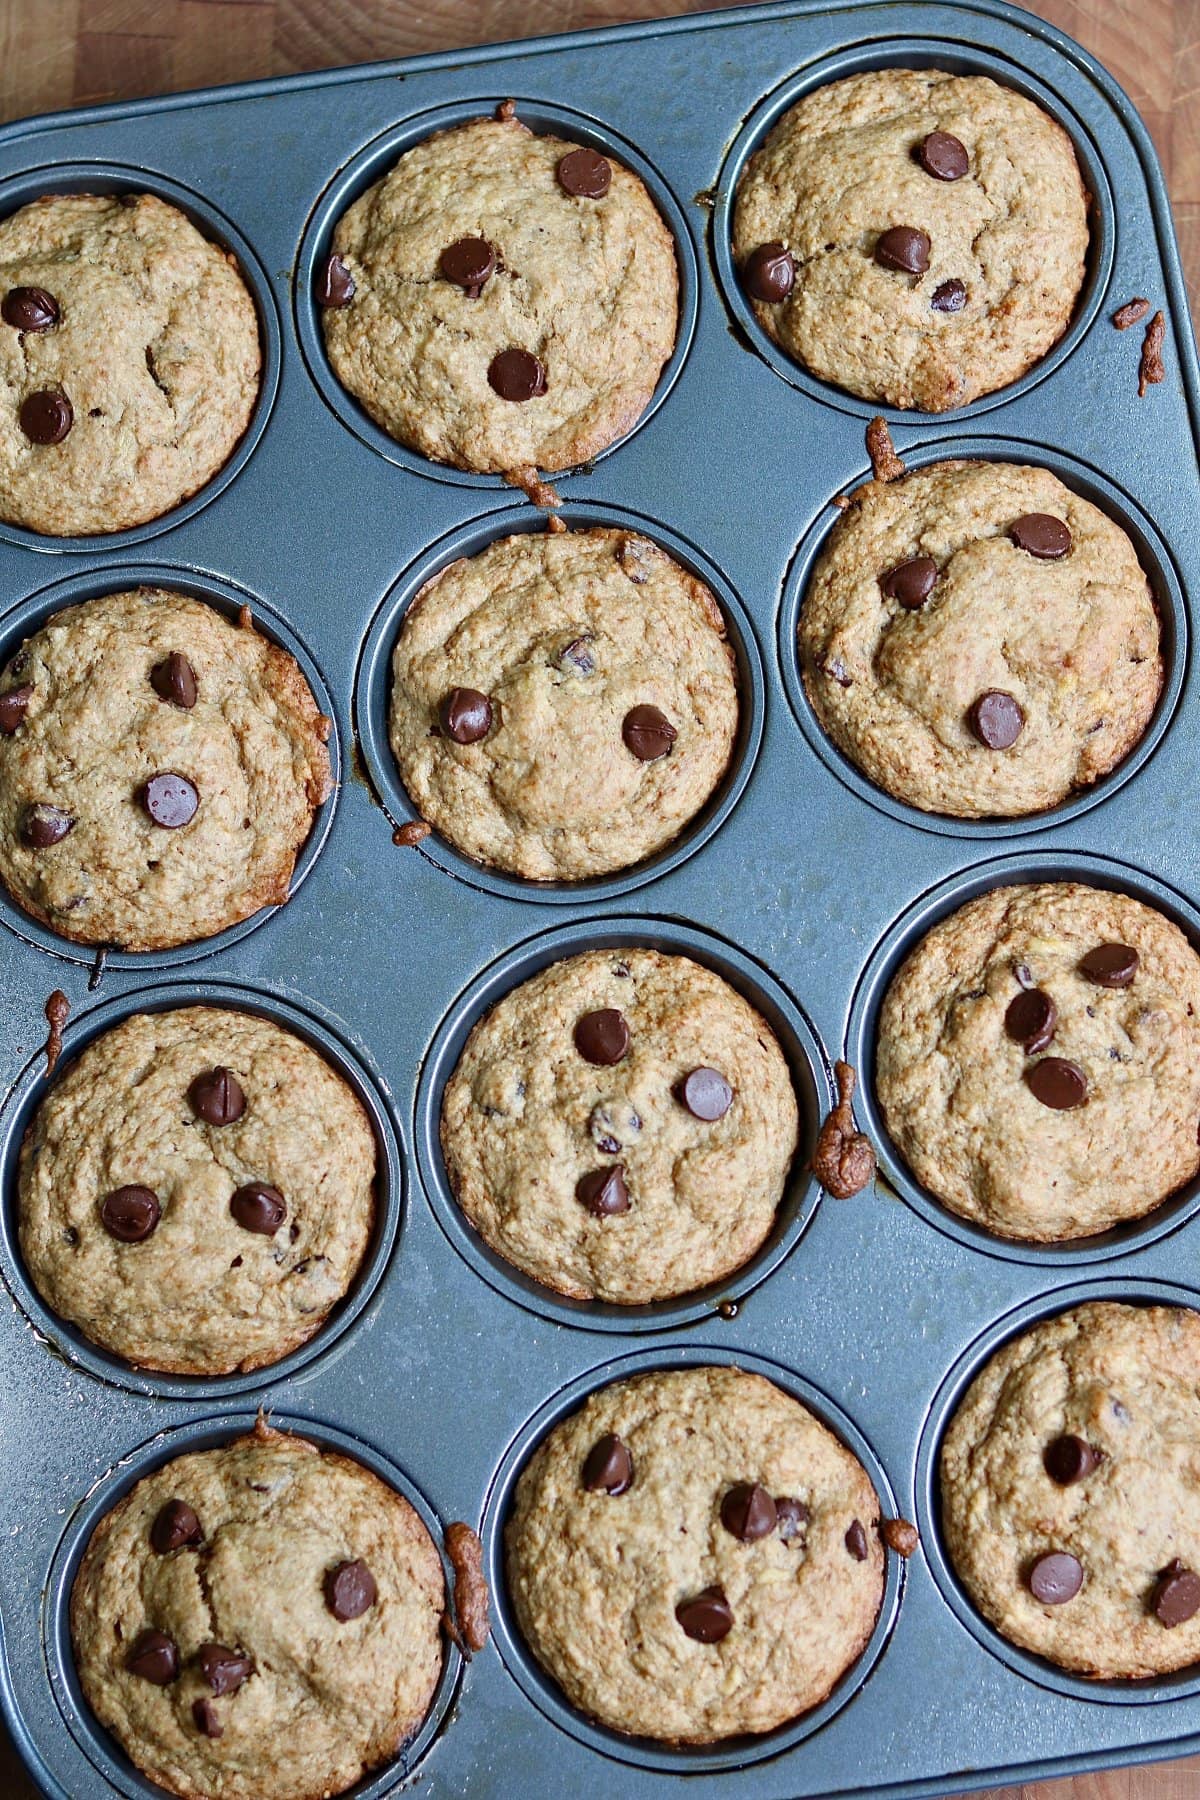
[622,704,677,761]
[874,226,930,274]
[230,1182,286,1234]
[150,653,197,709]
[1010,513,1072,559]
[192,1698,222,1738]
[845,1519,869,1561]
[1029,1551,1083,1604]
[677,1067,734,1121]
[439,688,492,744]
[967,690,1024,749]
[574,1008,630,1066]
[315,253,355,307]
[2,286,60,332]
[1044,1434,1102,1486]
[675,1585,733,1643]
[1025,1057,1088,1110]
[1152,1560,1200,1627]
[720,1483,777,1542]
[100,1185,161,1243]
[22,803,73,848]
[775,1497,809,1542]
[487,348,546,401]
[141,772,198,828]
[917,131,969,180]
[880,556,938,608]
[557,147,612,198]
[1005,988,1057,1053]
[19,389,72,444]
[324,1558,377,1620]
[189,1067,246,1126]
[931,278,967,313]
[150,1499,202,1555]
[1079,943,1139,988]
[576,1164,630,1216]
[582,1433,633,1494]
[197,1643,253,1695]
[0,685,32,734]
[743,242,795,303]
[126,1628,179,1685]
[439,237,496,293]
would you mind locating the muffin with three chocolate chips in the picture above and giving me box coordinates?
[389,526,739,879]
[0,192,260,535]
[733,68,1089,409]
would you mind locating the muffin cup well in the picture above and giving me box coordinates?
[353,501,764,903]
[0,978,403,1400]
[481,1340,903,1772]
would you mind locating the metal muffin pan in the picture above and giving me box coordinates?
[0,0,1197,1794]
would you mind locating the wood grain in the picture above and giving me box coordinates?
[0,1,1197,1797]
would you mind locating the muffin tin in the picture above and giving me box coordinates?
[0,0,1197,1794]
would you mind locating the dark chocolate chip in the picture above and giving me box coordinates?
[1079,943,1139,988]
[720,1483,777,1542]
[677,1067,734,1121]
[192,1698,222,1738]
[917,131,969,180]
[126,1628,179,1685]
[439,236,496,293]
[324,1558,377,1620]
[439,687,492,744]
[675,1585,733,1643]
[141,772,199,829]
[2,286,60,332]
[576,1164,630,1216]
[150,1499,202,1554]
[150,653,198,709]
[1010,513,1072,559]
[487,348,546,401]
[743,241,795,303]
[559,635,595,676]
[874,226,930,274]
[582,1433,633,1495]
[230,1182,286,1235]
[189,1067,246,1126]
[557,147,612,198]
[845,1519,869,1561]
[967,690,1024,749]
[931,278,967,312]
[197,1643,254,1696]
[1004,988,1057,1053]
[19,389,72,444]
[775,1497,810,1542]
[1025,1057,1088,1110]
[21,803,74,848]
[1028,1551,1083,1604]
[1152,1560,1200,1627]
[0,685,32,734]
[315,253,355,307]
[100,1185,161,1243]
[622,704,677,761]
[879,556,938,608]
[574,1008,630,1066]
[1044,1434,1102,1486]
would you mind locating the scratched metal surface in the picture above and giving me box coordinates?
[0,2,1197,1795]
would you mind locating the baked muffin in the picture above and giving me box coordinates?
[71,1421,444,1800]
[19,1005,376,1374]
[876,882,1200,1240]
[389,526,739,879]
[0,193,260,535]
[320,110,678,479]
[440,947,799,1303]
[733,69,1088,410]
[800,461,1162,817]
[941,1301,1200,1677]
[0,589,331,950]
[506,1365,885,1741]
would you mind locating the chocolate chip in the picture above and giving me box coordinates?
[150,1499,202,1554]
[775,1497,809,1541]
[192,1698,222,1739]
[439,236,496,293]
[1025,1057,1088,1110]
[931,278,967,313]
[439,687,492,744]
[721,1483,777,1542]
[557,147,611,198]
[19,389,72,444]
[559,635,595,676]
[622,704,677,761]
[0,685,32,734]
[917,131,969,180]
[576,1164,630,1216]
[230,1182,286,1234]
[2,286,60,332]
[845,1519,869,1561]
[1152,1560,1200,1627]
[582,1433,633,1494]
[22,803,74,848]
[1010,513,1072,559]
[1005,988,1057,1053]
[874,227,930,274]
[743,241,795,303]
[197,1643,253,1695]
[1079,943,1139,988]
[150,653,197,709]
[189,1067,246,1126]
[880,556,938,608]
[141,772,199,829]
[1044,1434,1102,1486]
[967,690,1024,749]
[126,1628,179,1685]
[316,253,355,307]
[324,1558,377,1620]
[100,1185,161,1243]
[675,1585,733,1643]
[487,348,546,401]
[574,1008,630,1065]
[677,1067,733,1121]
[1028,1551,1083,1604]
